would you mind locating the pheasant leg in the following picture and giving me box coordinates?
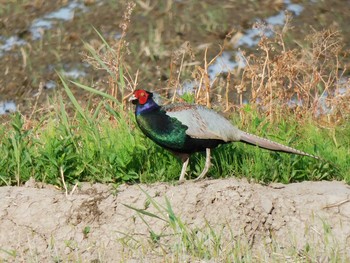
[195,148,211,180]
[179,157,190,182]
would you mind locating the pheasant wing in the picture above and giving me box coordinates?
[163,104,242,142]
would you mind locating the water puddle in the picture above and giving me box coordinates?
[0,36,27,57]
[30,2,87,40]
[43,80,57,90]
[208,51,245,81]
[62,68,87,79]
[315,78,350,116]
[0,101,17,115]
[179,51,246,95]
[41,65,88,92]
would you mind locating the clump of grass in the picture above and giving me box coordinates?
[0,113,33,186]
[120,189,349,262]
[122,188,251,262]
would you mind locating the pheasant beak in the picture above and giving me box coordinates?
[128,94,137,102]
[129,93,137,101]
[128,93,139,105]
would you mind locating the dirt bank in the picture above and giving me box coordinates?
[0,178,349,262]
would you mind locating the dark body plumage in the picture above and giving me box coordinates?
[130,89,320,181]
[135,102,225,154]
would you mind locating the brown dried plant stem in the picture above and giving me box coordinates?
[112,2,135,107]
[195,47,223,107]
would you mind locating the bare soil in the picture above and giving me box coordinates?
[1,178,349,262]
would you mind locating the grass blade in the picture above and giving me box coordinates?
[70,80,120,105]
[58,73,89,123]
[122,203,167,222]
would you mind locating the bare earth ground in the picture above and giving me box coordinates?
[0,179,350,262]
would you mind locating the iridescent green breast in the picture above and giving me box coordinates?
[136,109,188,151]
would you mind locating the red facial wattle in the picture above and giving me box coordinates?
[134,90,149,105]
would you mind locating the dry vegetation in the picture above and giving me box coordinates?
[82,8,350,130]
[238,18,350,126]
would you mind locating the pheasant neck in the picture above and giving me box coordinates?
[135,99,160,115]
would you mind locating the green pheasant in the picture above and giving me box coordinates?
[130,89,320,181]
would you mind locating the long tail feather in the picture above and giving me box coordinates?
[239,131,320,159]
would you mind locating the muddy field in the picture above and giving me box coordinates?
[1,0,350,116]
[0,178,349,262]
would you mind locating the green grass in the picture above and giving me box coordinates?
[0,77,348,187]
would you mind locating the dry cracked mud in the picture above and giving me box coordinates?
[0,178,350,262]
